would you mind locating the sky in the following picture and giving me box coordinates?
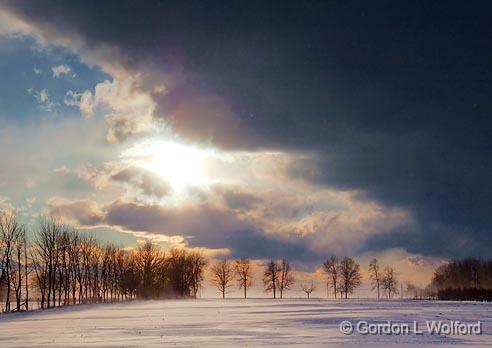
[1,1,491,292]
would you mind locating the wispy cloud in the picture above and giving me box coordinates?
[29,88,59,113]
[52,64,75,78]
[64,89,94,117]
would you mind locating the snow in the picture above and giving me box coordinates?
[0,299,490,347]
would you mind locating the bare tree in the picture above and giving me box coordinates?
[277,259,294,299]
[189,251,207,298]
[134,240,165,299]
[0,212,24,312]
[263,260,280,299]
[235,258,253,298]
[11,226,27,311]
[300,280,316,299]
[339,257,362,299]
[23,230,30,311]
[120,250,139,299]
[382,267,398,298]
[210,259,235,299]
[165,248,205,297]
[368,258,381,299]
[322,256,339,298]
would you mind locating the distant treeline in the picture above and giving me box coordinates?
[437,288,492,301]
[431,259,492,301]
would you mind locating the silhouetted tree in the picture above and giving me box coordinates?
[120,251,139,299]
[263,260,280,299]
[165,248,205,297]
[300,280,315,299]
[322,256,339,298]
[339,257,362,299]
[0,212,24,312]
[277,259,294,299]
[135,241,166,299]
[382,267,398,298]
[368,258,381,299]
[235,258,253,298]
[11,227,27,311]
[210,259,235,299]
[189,251,207,298]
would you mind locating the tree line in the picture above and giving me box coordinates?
[209,257,492,301]
[208,259,298,299]
[321,256,400,299]
[3,211,431,314]
[209,256,403,300]
[430,258,492,301]
[0,213,207,313]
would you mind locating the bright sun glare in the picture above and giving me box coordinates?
[125,141,209,191]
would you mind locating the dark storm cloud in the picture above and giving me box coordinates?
[5,1,492,257]
[225,230,316,262]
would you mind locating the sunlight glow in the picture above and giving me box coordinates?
[124,140,209,191]
[148,142,207,190]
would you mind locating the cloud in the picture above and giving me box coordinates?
[44,182,408,262]
[64,90,94,117]
[84,78,155,142]
[220,190,261,211]
[56,161,170,200]
[52,64,74,78]
[2,1,492,259]
[46,197,105,226]
[0,116,118,220]
[29,88,58,113]
[64,78,156,141]
[43,195,311,259]
[111,166,170,199]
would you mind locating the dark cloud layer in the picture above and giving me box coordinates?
[47,198,316,261]
[4,1,492,257]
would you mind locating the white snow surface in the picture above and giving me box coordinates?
[0,299,490,347]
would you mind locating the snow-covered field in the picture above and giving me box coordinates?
[0,299,490,347]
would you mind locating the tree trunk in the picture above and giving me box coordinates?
[16,248,22,311]
[5,266,11,312]
[24,245,29,311]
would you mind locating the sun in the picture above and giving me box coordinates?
[125,140,209,191]
[150,142,207,189]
